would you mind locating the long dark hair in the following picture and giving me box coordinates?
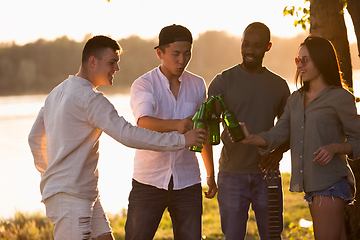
[296,35,344,91]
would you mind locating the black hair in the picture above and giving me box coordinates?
[243,22,271,43]
[157,44,170,54]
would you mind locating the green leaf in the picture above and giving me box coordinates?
[283,6,295,17]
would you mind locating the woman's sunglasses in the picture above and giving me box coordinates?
[295,57,309,67]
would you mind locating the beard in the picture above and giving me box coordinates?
[242,54,264,71]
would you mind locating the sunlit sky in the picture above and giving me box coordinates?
[0,0,357,46]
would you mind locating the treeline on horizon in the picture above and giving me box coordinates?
[1,31,360,96]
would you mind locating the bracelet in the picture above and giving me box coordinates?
[206,175,215,178]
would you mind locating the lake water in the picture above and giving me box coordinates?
[1,76,360,219]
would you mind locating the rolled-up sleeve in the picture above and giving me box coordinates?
[28,107,48,175]
[336,92,360,160]
[258,101,291,155]
[130,79,156,123]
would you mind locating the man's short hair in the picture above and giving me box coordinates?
[243,22,271,43]
[82,35,121,64]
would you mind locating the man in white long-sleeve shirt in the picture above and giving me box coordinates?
[28,35,205,240]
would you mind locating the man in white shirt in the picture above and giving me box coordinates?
[126,24,217,240]
[28,35,205,240]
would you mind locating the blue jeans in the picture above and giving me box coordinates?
[125,177,202,240]
[217,171,283,240]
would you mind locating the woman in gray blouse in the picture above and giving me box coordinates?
[240,35,360,240]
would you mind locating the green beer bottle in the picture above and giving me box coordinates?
[216,94,245,142]
[191,109,200,122]
[190,102,207,152]
[206,96,220,145]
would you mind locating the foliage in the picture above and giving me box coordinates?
[349,86,360,102]
[0,173,314,239]
[0,212,53,240]
[0,36,83,95]
[283,0,348,30]
[283,2,310,30]
[286,223,313,240]
[1,31,360,97]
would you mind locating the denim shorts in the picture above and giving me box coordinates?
[304,177,353,205]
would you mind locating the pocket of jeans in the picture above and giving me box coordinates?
[340,178,351,196]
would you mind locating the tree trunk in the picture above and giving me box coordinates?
[345,162,360,240]
[347,0,360,59]
[310,0,353,88]
[344,2,360,238]
[310,1,360,239]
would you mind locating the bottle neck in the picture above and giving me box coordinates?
[217,97,229,112]
[206,97,215,115]
[198,102,207,119]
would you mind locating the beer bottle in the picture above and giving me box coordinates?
[206,96,220,145]
[191,110,200,122]
[190,102,207,152]
[216,94,245,142]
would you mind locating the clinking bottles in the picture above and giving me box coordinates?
[216,94,245,142]
[190,102,207,152]
[206,96,220,145]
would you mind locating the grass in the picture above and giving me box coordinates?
[0,173,314,239]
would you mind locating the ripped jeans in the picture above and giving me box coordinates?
[44,193,112,240]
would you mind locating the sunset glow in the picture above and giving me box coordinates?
[1,0,359,222]
[0,0,313,45]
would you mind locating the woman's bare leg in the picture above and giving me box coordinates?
[309,196,347,240]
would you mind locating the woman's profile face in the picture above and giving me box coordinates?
[296,46,322,84]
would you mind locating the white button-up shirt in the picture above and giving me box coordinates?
[130,67,206,190]
[29,75,186,201]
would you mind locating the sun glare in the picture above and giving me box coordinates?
[299,218,313,228]
[0,0,312,45]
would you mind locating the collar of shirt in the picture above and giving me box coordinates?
[156,66,183,92]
